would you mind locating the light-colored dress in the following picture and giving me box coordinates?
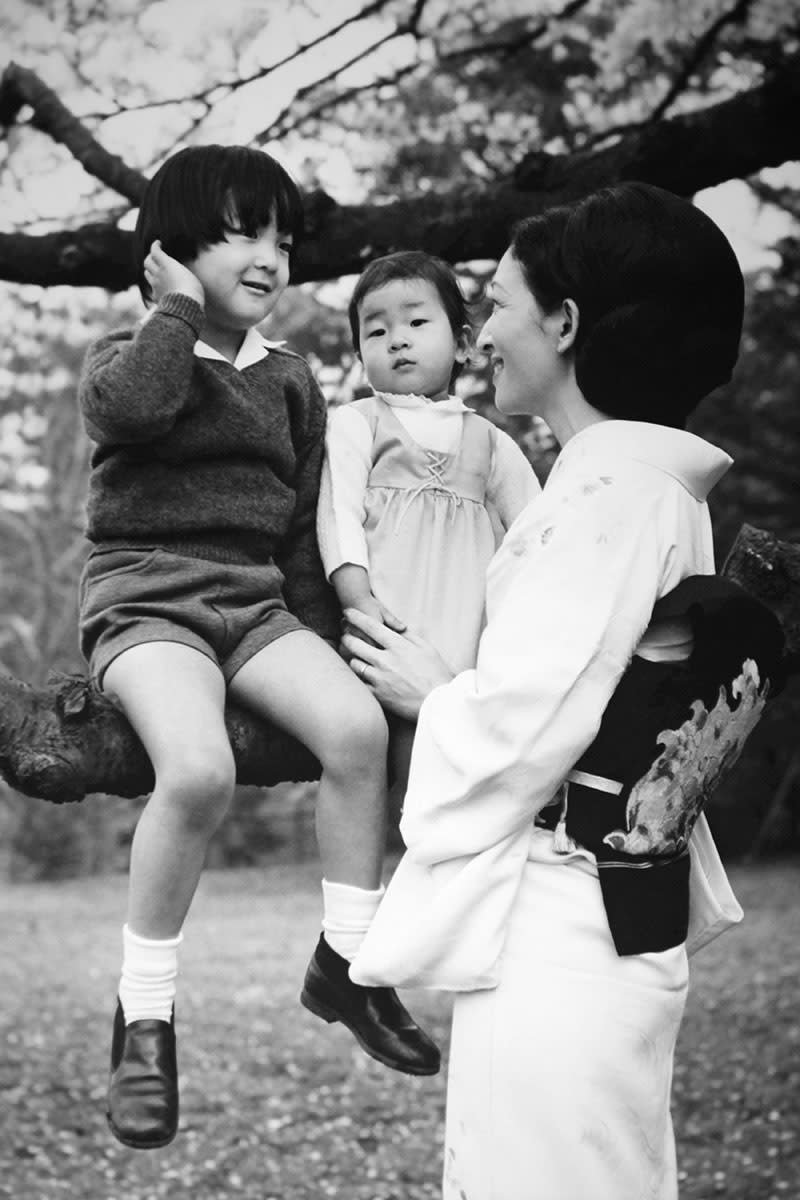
[351,420,741,1200]
[317,391,539,672]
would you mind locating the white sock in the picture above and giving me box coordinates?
[321,879,384,961]
[118,924,182,1025]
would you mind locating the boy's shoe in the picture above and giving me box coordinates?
[107,999,179,1149]
[300,934,441,1076]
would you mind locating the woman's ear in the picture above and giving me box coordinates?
[557,299,579,353]
[454,324,472,364]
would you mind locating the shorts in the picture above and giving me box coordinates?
[79,546,306,687]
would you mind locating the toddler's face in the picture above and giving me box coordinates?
[185,210,292,340]
[357,278,467,401]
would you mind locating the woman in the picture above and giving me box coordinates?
[340,183,781,1199]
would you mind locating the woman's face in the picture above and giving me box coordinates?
[478,250,564,417]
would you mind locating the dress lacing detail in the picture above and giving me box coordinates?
[394,450,463,529]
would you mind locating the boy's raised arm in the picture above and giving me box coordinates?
[80,292,204,444]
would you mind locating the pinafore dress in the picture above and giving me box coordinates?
[354,395,499,674]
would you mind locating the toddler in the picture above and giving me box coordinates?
[317,251,540,786]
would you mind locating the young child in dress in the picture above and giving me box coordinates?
[78,147,439,1151]
[317,251,540,786]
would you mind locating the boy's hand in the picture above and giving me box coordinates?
[144,240,205,306]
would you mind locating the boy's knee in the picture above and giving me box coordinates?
[324,696,388,776]
[157,747,236,830]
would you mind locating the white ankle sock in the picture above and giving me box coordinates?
[118,924,183,1024]
[321,879,384,961]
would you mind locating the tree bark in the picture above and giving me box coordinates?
[0,524,796,805]
[0,54,798,289]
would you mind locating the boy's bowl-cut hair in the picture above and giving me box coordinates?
[133,144,305,303]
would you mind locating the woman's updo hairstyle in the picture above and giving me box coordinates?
[510,182,744,428]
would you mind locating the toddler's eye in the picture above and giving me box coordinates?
[365,328,385,339]
[279,241,293,254]
[410,318,428,327]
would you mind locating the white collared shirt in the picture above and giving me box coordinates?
[193,326,286,371]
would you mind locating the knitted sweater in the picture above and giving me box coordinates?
[79,291,340,642]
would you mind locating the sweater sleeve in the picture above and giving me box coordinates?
[485,427,541,532]
[316,404,374,578]
[275,363,341,643]
[79,293,205,444]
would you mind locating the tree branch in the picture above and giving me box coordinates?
[0,525,795,805]
[1,49,797,290]
[0,63,147,204]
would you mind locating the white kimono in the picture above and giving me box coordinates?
[351,420,740,1200]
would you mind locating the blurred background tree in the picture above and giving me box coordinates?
[0,0,797,875]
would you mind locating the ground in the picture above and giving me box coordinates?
[0,858,797,1200]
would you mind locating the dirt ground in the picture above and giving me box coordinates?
[0,858,797,1200]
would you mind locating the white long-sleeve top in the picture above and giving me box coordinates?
[350,420,734,990]
[316,391,539,577]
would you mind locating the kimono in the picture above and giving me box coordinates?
[350,420,782,1200]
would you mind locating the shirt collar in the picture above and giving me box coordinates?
[194,326,286,370]
[374,390,469,414]
[557,420,732,501]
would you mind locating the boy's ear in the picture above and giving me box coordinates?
[454,324,472,363]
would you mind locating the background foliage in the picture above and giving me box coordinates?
[0,0,798,876]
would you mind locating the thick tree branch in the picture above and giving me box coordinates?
[0,52,797,290]
[0,63,147,204]
[0,525,796,806]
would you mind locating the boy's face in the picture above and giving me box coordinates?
[357,277,467,401]
[185,213,292,345]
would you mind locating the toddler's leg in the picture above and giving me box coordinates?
[229,631,440,1076]
[102,642,235,1150]
[387,714,417,828]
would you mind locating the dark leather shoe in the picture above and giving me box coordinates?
[107,999,178,1149]
[300,935,440,1076]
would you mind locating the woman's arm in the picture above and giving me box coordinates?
[347,476,670,864]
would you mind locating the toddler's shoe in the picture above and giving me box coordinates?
[300,934,440,1076]
[107,999,179,1149]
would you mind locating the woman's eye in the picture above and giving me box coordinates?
[279,242,293,254]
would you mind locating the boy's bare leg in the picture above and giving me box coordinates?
[104,642,235,938]
[228,630,388,888]
[229,631,440,1076]
[102,641,235,1148]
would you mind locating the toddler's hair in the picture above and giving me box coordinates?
[133,144,305,303]
[348,250,470,356]
[509,182,744,428]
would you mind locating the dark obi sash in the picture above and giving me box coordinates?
[537,575,785,956]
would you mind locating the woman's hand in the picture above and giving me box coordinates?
[341,608,455,720]
[144,240,205,306]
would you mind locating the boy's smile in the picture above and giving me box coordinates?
[186,218,292,360]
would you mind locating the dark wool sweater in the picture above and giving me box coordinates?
[79,291,339,642]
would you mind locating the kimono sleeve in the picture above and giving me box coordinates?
[400,474,673,865]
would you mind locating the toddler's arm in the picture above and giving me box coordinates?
[79,242,205,445]
[317,404,381,620]
[486,427,542,531]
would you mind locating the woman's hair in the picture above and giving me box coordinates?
[348,250,470,355]
[509,182,745,427]
[133,144,305,303]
